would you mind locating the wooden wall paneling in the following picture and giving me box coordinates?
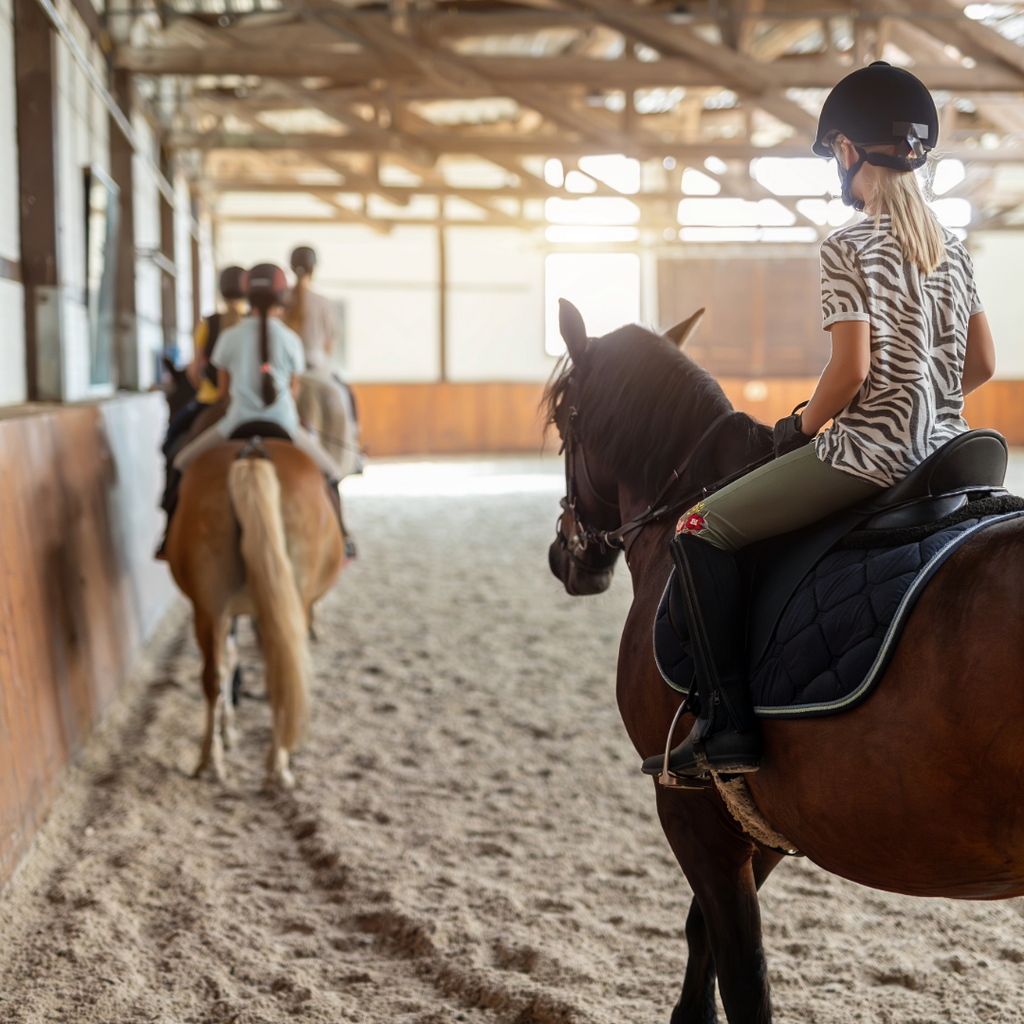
[350,380,1024,455]
[0,398,173,887]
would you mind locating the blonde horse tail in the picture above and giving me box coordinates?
[228,456,309,752]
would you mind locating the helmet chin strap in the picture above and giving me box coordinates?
[838,135,929,210]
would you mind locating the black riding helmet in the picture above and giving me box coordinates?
[246,263,289,306]
[290,245,317,278]
[219,265,246,301]
[814,61,938,210]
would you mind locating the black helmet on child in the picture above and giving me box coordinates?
[290,246,317,277]
[218,265,246,301]
[814,62,939,210]
[246,263,288,306]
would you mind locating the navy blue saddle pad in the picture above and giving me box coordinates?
[654,510,1024,719]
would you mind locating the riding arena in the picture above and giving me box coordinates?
[5,2,1024,1022]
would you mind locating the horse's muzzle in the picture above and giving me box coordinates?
[548,538,615,596]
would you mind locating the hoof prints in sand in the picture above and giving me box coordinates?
[1,475,1024,1023]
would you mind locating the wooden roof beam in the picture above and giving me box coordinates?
[113,47,1024,90]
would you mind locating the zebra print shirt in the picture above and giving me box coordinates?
[816,216,984,487]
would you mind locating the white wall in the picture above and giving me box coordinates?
[173,172,193,361]
[969,231,1024,380]
[0,0,25,405]
[216,222,442,382]
[445,227,556,382]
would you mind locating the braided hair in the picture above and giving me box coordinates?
[245,263,288,406]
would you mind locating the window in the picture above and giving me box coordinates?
[84,166,120,386]
[544,253,641,357]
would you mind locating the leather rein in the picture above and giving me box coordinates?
[557,408,750,568]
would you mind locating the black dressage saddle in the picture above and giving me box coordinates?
[228,420,293,443]
[667,429,1010,677]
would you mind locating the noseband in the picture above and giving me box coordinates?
[556,406,739,568]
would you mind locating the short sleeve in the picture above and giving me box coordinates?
[969,280,984,316]
[820,236,870,329]
[193,320,208,358]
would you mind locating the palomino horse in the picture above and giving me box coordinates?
[545,300,1024,1024]
[166,440,344,787]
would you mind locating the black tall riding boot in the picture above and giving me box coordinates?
[642,533,761,778]
[154,468,182,561]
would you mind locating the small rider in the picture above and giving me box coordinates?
[645,62,997,782]
[157,263,356,560]
[284,245,364,477]
[157,266,246,543]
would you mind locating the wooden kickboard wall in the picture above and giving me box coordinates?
[351,380,1024,456]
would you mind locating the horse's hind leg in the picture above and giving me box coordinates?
[193,609,229,781]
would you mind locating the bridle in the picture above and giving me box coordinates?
[556,404,764,568]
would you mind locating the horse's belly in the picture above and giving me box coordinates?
[226,590,256,619]
[749,538,1024,900]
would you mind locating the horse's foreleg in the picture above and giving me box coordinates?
[690,854,771,1024]
[672,897,718,1024]
[671,845,783,1024]
[193,610,228,782]
[220,618,239,750]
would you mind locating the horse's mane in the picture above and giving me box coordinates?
[544,324,761,497]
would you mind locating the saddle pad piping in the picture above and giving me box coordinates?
[753,510,1024,718]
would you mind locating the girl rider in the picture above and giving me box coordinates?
[157,264,355,559]
[645,62,997,781]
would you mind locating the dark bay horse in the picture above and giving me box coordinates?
[545,299,1024,1024]
[166,441,344,787]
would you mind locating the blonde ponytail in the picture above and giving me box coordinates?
[832,136,946,274]
[870,169,946,274]
[283,276,308,337]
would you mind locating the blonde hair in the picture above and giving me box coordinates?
[282,275,307,337]
[833,137,946,274]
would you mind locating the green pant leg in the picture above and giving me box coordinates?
[682,443,883,552]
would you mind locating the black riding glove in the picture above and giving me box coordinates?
[773,413,811,459]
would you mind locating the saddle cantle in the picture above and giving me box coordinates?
[228,420,294,443]
[655,430,1024,718]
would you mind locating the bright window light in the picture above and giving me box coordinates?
[565,170,598,193]
[545,253,641,356]
[545,226,640,243]
[760,227,819,242]
[579,154,641,194]
[546,196,641,225]
[679,227,758,242]
[932,159,966,195]
[798,198,854,226]
[678,197,795,227]
[752,157,839,196]
[704,155,728,175]
[544,158,564,188]
[678,226,816,242]
[681,168,721,195]
[796,198,828,225]
[930,198,972,228]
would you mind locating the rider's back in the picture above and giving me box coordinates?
[818,218,982,487]
[211,317,306,438]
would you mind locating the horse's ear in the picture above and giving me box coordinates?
[665,308,705,349]
[559,299,588,362]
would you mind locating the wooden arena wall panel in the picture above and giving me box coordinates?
[351,380,1024,455]
[0,394,173,887]
[351,382,552,456]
